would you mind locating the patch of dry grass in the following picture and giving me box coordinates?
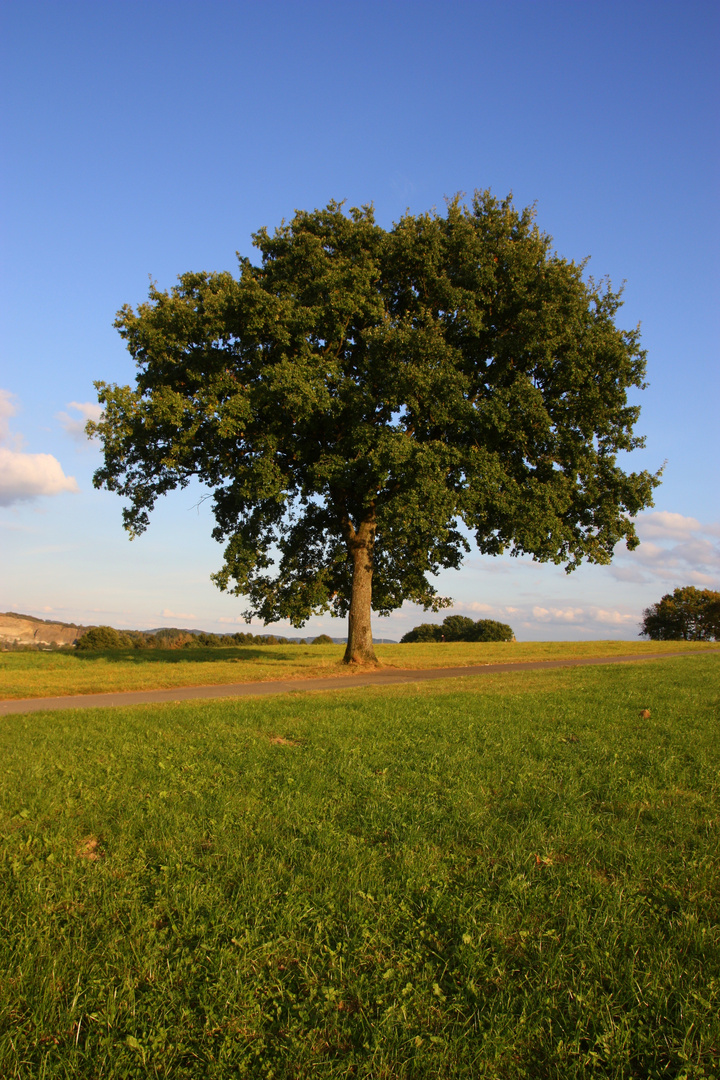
[0,639,714,700]
[374,638,715,669]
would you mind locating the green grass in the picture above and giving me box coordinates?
[0,639,714,699]
[1,655,719,1078]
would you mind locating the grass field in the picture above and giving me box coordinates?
[0,639,714,700]
[1,654,718,1078]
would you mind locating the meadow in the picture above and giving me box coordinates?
[0,639,714,700]
[1,653,718,1078]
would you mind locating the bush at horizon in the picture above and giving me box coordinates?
[401,616,515,643]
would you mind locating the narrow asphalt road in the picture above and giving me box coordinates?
[1,649,717,716]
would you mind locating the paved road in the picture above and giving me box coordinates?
[1,649,717,716]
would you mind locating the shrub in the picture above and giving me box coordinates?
[400,623,443,643]
[440,615,477,641]
[401,616,515,644]
[312,634,334,645]
[75,626,135,651]
[470,619,515,642]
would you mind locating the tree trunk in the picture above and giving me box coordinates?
[342,516,378,666]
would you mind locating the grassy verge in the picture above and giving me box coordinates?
[0,639,714,700]
[1,655,718,1077]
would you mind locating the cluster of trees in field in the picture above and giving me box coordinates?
[401,616,515,643]
[640,587,719,641]
[74,626,328,651]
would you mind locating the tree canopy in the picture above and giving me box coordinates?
[90,192,660,663]
[640,587,720,641]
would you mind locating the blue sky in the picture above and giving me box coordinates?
[1,0,718,641]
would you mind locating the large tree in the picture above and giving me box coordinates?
[90,193,660,664]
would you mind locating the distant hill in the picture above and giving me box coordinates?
[0,612,88,648]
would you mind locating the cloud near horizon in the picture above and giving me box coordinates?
[0,390,79,507]
[609,511,720,588]
[396,598,640,637]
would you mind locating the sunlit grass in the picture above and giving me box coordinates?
[0,639,713,699]
[1,655,718,1077]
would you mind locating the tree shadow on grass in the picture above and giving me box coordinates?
[71,647,313,666]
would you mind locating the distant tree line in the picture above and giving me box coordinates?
[401,616,515,643]
[1,639,74,653]
[640,587,719,641]
[74,626,316,651]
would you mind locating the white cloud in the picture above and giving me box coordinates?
[524,603,639,632]
[57,401,102,442]
[607,565,648,583]
[446,601,641,637]
[613,510,720,588]
[0,447,80,506]
[593,608,636,626]
[456,600,494,614]
[416,600,637,635]
[636,511,701,540]
[0,390,79,506]
[161,609,197,621]
[674,570,719,587]
[627,540,668,565]
[532,605,585,623]
[0,390,23,450]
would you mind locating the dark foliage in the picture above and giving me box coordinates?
[401,623,444,643]
[640,587,720,641]
[75,626,136,650]
[401,615,515,643]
